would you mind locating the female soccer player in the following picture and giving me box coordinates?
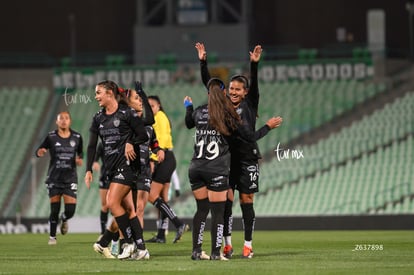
[125,82,163,228]
[92,141,112,238]
[195,42,282,259]
[92,82,160,259]
[85,80,149,260]
[185,78,248,260]
[36,111,83,245]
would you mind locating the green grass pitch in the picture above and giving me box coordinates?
[0,230,413,274]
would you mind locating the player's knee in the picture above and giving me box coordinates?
[240,193,254,204]
[109,220,119,232]
[136,204,145,217]
[50,202,60,222]
[196,198,210,218]
[64,203,76,220]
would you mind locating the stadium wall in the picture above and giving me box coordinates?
[134,24,249,64]
[0,69,54,89]
[0,1,408,62]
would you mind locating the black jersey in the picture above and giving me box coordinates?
[185,104,232,173]
[94,142,104,163]
[94,142,108,183]
[200,60,264,161]
[135,125,158,167]
[137,88,157,167]
[87,104,148,175]
[37,129,83,184]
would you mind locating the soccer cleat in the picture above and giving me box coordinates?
[129,249,150,260]
[48,237,57,245]
[145,236,166,243]
[210,252,229,261]
[172,224,189,243]
[110,240,119,256]
[241,245,254,259]
[117,243,135,260]
[93,243,115,259]
[118,241,127,255]
[191,250,210,260]
[60,214,68,235]
[223,245,234,259]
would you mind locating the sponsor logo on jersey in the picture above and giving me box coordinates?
[247,165,257,172]
[211,176,225,187]
[114,172,125,180]
[249,183,258,189]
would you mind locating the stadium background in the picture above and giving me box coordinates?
[0,0,413,233]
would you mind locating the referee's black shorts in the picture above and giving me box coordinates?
[152,150,176,184]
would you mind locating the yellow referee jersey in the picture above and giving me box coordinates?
[151,110,173,161]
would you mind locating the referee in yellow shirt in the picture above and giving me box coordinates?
[146,95,189,243]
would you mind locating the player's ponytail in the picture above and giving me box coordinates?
[207,79,240,136]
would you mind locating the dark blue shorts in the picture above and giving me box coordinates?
[152,150,176,184]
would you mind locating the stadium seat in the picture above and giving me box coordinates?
[0,87,50,211]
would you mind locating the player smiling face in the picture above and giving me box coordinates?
[228,80,248,107]
[95,85,113,107]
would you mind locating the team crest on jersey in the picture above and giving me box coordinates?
[70,140,76,147]
[236,107,242,115]
[113,118,120,127]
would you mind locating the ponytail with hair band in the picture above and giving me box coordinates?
[118,87,131,98]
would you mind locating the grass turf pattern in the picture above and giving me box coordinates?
[0,231,413,274]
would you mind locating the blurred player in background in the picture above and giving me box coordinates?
[36,111,83,245]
